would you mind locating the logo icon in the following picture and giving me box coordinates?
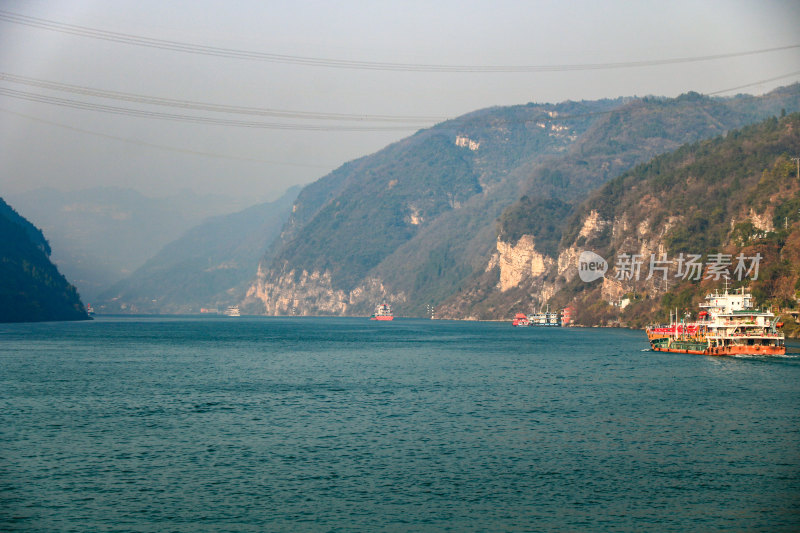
[578,251,608,282]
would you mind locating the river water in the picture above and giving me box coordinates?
[1,316,799,531]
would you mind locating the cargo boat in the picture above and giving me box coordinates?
[370,303,393,321]
[646,286,785,356]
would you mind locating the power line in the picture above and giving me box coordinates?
[2,72,797,170]
[705,70,800,95]
[0,72,448,123]
[2,70,797,133]
[0,106,335,168]
[0,86,427,131]
[1,9,798,72]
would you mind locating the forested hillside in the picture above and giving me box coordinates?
[490,112,800,332]
[0,198,88,322]
[437,86,800,319]
[248,86,800,317]
[246,98,627,315]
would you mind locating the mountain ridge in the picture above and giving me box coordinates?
[445,112,800,332]
[245,85,800,317]
[245,97,632,315]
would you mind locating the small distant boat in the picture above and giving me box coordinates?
[529,305,561,327]
[370,303,393,321]
[511,313,529,326]
[511,306,561,327]
[86,303,96,317]
[223,305,240,317]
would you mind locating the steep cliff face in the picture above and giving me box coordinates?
[550,208,679,306]
[435,234,558,321]
[492,235,554,292]
[246,264,406,316]
[247,266,346,315]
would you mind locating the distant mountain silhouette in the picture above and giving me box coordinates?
[98,187,300,314]
[7,187,249,301]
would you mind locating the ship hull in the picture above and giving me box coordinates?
[370,315,393,321]
[650,342,785,356]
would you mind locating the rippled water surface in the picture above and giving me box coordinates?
[1,316,799,531]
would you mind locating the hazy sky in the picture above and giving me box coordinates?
[1,0,799,205]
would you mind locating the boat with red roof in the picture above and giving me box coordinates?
[511,313,530,327]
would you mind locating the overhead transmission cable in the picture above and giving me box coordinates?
[0,106,334,167]
[0,9,797,72]
[2,70,797,165]
[0,72,447,123]
[705,70,800,95]
[0,86,427,131]
[2,69,799,132]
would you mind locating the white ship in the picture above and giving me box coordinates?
[223,306,240,317]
